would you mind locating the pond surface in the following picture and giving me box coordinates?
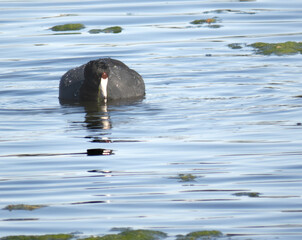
[1,0,302,239]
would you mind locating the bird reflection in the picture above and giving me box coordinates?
[59,99,113,154]
[60,98,144,151]
[83,102,111,130]
[60,99,145,156]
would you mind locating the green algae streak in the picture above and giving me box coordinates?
[3,204,47,211]
[1,234,73,240]
[51,23,85,31]
[89,26,122,34]
[250,41,302,55]
[190,18,217,24]
[101,26,122,33]
[168,173,197,182]
[177,174,197,182]
[88,29,103,34]
[176,230,223,240]
[233,192,260,197]
[190,18,221,28]
[82,229,167,240]
[227,43,244,49]
[1,229,225,240]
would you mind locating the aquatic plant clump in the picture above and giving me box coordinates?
[190,18,221,29]
[51,23,85,31]
[233,192,261,197]
[101,26,122,33]
[3,204,47,211]
[1,229,224,240]
[250,41,302,55]
[227,43,244,49]
[89,26,122,34]
[169,174,197,182]
[88,29,103,34]
[82,229,167,240]
[0,234,73,240]
[176,230,223,240]
[177,174,197,182]
[190,18,217,24]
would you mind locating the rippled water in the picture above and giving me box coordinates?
[1,0,302,239]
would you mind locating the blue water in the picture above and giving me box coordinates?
[1,0,302,239]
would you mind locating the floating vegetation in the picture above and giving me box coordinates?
[176,230,223,240]
[0,234,73,240]
[191,18,217,24]
[102,26,122,33]
[227,43,245,49]
[1,230,225,240]
[3,204,47,211]
[51,23,85,31]
[81,229,167,240]
[178,174,197,182]
[228,41,302,55]
[233,192,261,197]
[88,29,102,34]
[170,174,197,182]
[190,18,221,28]
[50,24,122,34]
[249,41,302,55]
[89,26,122,34]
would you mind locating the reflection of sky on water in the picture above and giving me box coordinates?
[1,0,302,239]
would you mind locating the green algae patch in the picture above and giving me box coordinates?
[0,234,73,240]
[191,18,217,24]
[233,192,260,197]
[89,26,122,34]
[176,230,223,240]
[3,204,47,211]
[82,229,167,240]
[51,23,85,31]
[249,41,302,55]
[190,18,221,29]
[170,174,197,182]
[227,43,245,49]
[89,29,103,34]
[102,26,122,33]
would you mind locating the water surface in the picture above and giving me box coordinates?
[1,0,302,239]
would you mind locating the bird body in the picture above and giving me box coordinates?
[59,58,145,103]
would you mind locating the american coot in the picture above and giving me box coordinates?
[59,58,145,103]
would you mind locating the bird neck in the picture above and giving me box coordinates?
[99,77,108,102]
[79,75,100,101]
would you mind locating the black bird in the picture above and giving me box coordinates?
[59,58,145,103]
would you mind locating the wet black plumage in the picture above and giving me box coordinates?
[59,58,145,102]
